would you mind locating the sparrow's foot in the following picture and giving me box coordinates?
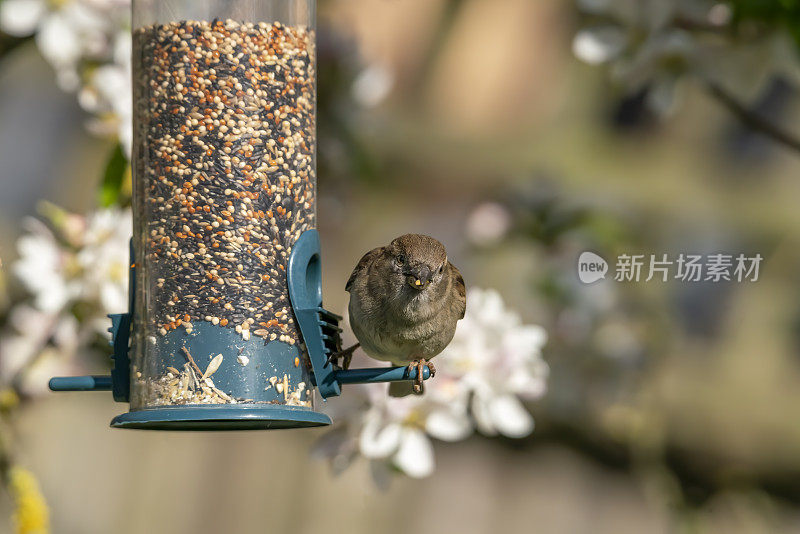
[407,359,436,394]
[326,343,359,370]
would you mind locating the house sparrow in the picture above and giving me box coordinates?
[341,234,466,395]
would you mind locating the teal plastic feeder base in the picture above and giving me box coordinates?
[110,404,331,430]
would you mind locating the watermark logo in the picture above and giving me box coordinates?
[577,251,609,284]
[578,252,763,284]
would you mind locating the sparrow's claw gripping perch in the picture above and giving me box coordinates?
[326,343,360,370]
[407,359,436,394]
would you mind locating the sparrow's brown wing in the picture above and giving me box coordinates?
[345,247,384,292]
[448,262,467,319]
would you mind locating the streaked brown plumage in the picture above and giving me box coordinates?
[344,234,466,395]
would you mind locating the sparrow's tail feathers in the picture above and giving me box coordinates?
[388,381,415,397]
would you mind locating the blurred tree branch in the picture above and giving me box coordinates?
[528,417,800,509]
[706,80,800,154]
[410,0,467,95]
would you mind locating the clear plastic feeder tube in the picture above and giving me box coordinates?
[131,0,317,410]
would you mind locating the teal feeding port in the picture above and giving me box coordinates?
[48,0,427,430]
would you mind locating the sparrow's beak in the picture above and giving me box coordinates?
[407,266,432,290]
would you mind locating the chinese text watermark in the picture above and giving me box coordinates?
[578,252,762,284]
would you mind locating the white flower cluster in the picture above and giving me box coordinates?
[314,288,548,480]
[0,0,132,152]
[572,0,800,115]
[0,0,394,157]
[0,207,131,394]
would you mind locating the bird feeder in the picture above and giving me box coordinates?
[48,0,427,430]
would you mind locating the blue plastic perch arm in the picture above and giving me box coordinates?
[334,366,430,384]
[48,367,428,392]
[49,376,112,391]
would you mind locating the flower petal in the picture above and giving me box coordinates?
[394,429,434,478]
[425,408,473,442]
[489,395,534,439]
[36,13,82,68]
[0,0,45,37]
[471,394,498,436]
[572,27,627,65]
[359,414,402,459]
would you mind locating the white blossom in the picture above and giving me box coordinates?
[1,207,131,394]
[0,0,46,36]
[0,0,132,151]
[76,208,132,316]
[315,288,548,480]
[572,26,627,65]
[14,207,131,319]
[13,218,79,313]
[438,288,548,437]
[573,0,800,115]
[354,377,472,478]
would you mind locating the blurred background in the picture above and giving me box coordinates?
[2,0,800,532]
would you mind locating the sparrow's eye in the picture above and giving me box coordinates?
[438,264,444,274]
[396,254,406,265]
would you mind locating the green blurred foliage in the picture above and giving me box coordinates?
[732,0,800,46]
[97,143,130,208]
